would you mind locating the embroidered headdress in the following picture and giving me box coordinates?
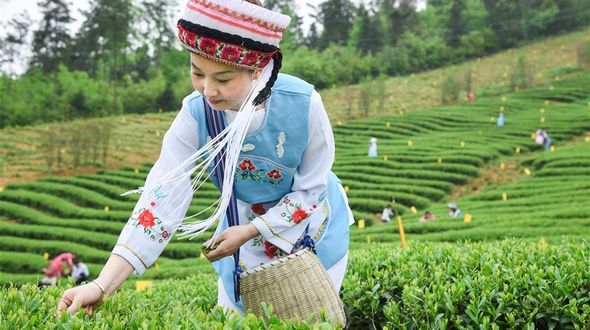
[177,0,291,105]
[121,1,291,241]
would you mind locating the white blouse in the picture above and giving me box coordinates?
[112,91,337,275]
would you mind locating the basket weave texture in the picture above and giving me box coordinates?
[239,249,346,326]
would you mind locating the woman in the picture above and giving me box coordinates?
[57,0,353,317]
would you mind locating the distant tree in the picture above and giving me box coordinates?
[481,0,559,48]
[306,22,320,49]
[318,0,356,49]
[349,4,384,54]
[127,44,153,81]
[156,83,175,112]
[380,0,419,46]
[0,13,31,77]
[549,0,590,32]
[70,0,134,115]
[28,0,74,119]
[139,0,176,67]
[30,0,74,73]
[360,7,385,54]
[70,0,134,79]
[347,4,367,50]
[447,0,467,47]
[481,1,518,48]
[304,3,320,48]
[519,0,559,40]
[263,0,304,50]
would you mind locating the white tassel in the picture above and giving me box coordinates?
[136,64,274,242]
[120,187,144,196]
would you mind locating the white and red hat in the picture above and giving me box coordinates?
[177,0,291,105]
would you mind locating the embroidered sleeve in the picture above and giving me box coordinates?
[251,90,334,253]
[112,99,199,276]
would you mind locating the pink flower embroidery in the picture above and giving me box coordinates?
[240,51,260,66]
[199,38,218,56]
[292,209,308,224]
[266,169,282,180]
[220,46,241,62]
[138,210,155,228]
[238,159,256,171]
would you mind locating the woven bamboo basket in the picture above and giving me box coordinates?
[239,248,346,327]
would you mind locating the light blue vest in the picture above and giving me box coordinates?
[188,73,313,203]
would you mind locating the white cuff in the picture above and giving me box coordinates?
[111,245,148,276]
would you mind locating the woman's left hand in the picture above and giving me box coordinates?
[203,224,260,262]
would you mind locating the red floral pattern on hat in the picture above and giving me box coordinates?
[220,46,241,63]
[177,24,274,70]
[241,52,260,66]
[199,38,218,56]
[258,55,272,68]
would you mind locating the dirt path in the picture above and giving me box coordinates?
[447,133,590,201]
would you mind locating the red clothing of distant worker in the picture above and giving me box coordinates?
[43,253,75,277]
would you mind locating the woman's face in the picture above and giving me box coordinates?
[190,53,256,111]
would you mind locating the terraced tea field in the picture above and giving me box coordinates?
[0,72,588,287]
[351,141,590,246]
[0,73,585,293]
[336,72,590,222]
[0,70,589,329]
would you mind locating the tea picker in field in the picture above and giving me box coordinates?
[381,205,394,223]
[535,128,552,151]
[71,257,89,285]
[418,211,436,222]
[39,252,75,288]
[496,112,505,127]
[448,202,463,219]
[368,137,378,157]
[57,0,354,319]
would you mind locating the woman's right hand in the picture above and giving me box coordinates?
[56,282,105,317]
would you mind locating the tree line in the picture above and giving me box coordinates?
[0,0,588,128]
